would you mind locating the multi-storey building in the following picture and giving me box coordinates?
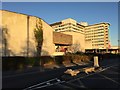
[84,22,110,49]
[51,18,110,52]
[50,18,85,52]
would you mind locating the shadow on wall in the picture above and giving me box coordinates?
[20,40,50,57]
[0,27,2,56]
[1,26,38,57]
[1,26,11,56]
[20,40,37,57]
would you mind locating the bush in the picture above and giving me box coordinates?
[2,57,26,71]
[63,55,72,62]
[54,56,63,65]
[2,54,94,71]
[41,56,54,64]
[25,57,37,67]
[71,55,81,62]
[2,57,41,71]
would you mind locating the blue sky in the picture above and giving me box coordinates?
[2,2,118,46]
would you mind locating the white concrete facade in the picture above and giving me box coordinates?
[85,23,110,49]
[51,18,110,51]
[51,18,85,52]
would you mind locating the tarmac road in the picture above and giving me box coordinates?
[42,63,120,90]
[2,64,88,88]
[2,57,120,89]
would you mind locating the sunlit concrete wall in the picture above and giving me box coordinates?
[85,41,92,49]
[1,10,28,56]
[41,19,55,56]
[0,10,55,56]
[62,31,85,52]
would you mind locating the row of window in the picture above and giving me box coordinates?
[85,32,104,35]
[85,29,105,33]
[86,35,104,38]
[92,44,104,46]
[85,28,103,31]
[92,41,104,43]
[93,38,104,40]
[55,25,84,32]
[54,22,84,29]
[86,38,103,41]
[86,27,108,31]
[85,26,104,30]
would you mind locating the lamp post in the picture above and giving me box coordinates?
[118,40,120,54]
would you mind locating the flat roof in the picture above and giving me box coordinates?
[50,22,62,26]
[85,22,110,27]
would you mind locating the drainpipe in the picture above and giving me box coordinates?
[27,16,29,57]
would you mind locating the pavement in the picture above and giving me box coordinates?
[2,57,120,89]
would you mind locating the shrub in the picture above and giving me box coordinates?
[54,56,63,65]
[63,55,72,62]
[82,55,90,62]
[41,56,55,66]
[26,57,37,67]
[2,57,41,71]
[71,55,81,62]
[2,57,26,71]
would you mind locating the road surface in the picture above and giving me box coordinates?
[2,57,120,89]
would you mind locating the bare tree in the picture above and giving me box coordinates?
[69,41,81,53]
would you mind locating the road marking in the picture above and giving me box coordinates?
[97,74,120,85]
[34,81,65,89]
[57,83,73,88]
[66,82,84,88]
[23,78,58,89]
[77,79,86,88]
[23,78,65,90]
[67,64,119,83]
[22,63,119,89]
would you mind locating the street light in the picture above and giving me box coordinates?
[118,40,120,54]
